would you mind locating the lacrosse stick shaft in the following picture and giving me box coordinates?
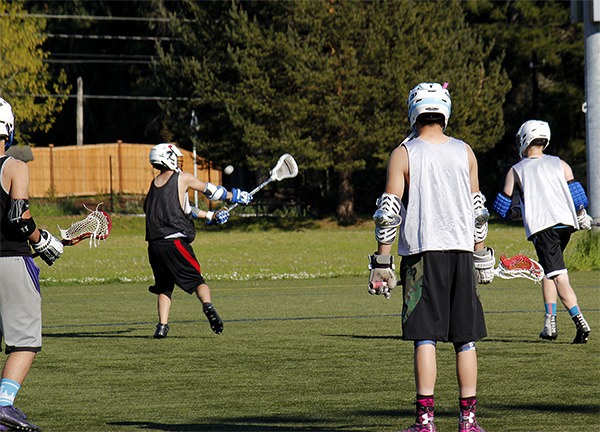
[226,176,275,212]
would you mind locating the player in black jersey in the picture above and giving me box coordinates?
[144,143,252,338]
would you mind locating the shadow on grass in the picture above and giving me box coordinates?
[42,329,173,339]
[110,417,358,431]
[481,337,572,345]
[325,333,403,341]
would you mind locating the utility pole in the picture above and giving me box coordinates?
[572,0,600,226]
[76,77,83,146]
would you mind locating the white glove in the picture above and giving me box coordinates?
[368,254,397,299]
[577,209,593,230]
[473,247,495,284]
[32,229,64,266]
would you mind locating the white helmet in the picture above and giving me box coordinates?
[0,97,15,151]
[149,143,183,171]
[516,120,550,158]
[407,82,451,132]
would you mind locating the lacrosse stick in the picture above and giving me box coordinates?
[31,203,111,258]
[226,153,299,213]
[493,254,544,283]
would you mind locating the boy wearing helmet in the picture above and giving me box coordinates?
[369,83,491,432]
[1,97,63,431]
[144,143,252,338]
[493,120,592,344]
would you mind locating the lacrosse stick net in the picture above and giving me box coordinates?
[58,203,112,247]
[495,254,544,283]
[227,154,298,212]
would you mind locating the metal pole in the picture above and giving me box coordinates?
[76,77,83,145]
[190,110,199,208]
[584,0,600,225]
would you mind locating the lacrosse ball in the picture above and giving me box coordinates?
[224,165,234,175]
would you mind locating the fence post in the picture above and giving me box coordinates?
[49,144,54,196]
[117,140,123,193]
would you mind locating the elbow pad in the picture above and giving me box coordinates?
[493,193,511,219]
[373,193,402,245]
[472,192,489,243]
[568,181,588,212]
[8,198,37,240]
[203,182,228,201]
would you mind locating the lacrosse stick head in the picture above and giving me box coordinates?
[497,254,544,283]
[269,154,298,181]
[58,204,112,246]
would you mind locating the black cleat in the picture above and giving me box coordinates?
[572,313,591,344]
[153,323,169,339]
[203,303,223,334]
[0,406,41,431]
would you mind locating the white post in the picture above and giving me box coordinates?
[584,0,600,226]
[76,77,83,146]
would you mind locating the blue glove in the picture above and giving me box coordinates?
[230,188,253,205]
[206,209,230,225]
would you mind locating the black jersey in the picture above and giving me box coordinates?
[144,171,196,242]
[0,156,32,257]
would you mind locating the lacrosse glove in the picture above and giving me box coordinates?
[368,254,397,299]
[32,229,64,266]
[577,209,593,230]
[206,209,230,226]
[473,247,495,284]
[230,188,253,205]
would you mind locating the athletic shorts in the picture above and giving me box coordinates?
[0,256,42,354]
[530,226,573,278]
[147,239,206,295]
[399,251,487,343]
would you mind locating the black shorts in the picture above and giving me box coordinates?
[148,239,206,295]
[530,226,573,278]
[400,251,487,343]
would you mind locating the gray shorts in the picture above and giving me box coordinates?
[0,256,42,353]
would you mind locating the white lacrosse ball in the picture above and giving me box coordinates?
[224,165,234,175]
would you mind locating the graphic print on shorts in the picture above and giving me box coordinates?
[401,254,424,325]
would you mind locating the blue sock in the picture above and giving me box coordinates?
[569,305,580,317]
[545,303,557,315]
[0,378,20,406]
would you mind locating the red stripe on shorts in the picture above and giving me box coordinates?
[174,239,201,273]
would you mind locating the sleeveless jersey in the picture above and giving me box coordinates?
[397,137,474,255]
[144,172,196,242]
[0,156,32,256]
[511,154,577,238]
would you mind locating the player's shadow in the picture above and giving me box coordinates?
[110,418,352,431]
[42,329,155,339]
[324,333,403,340]
[480,337,572,344]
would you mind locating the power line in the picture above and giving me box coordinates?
[3,13,191,23]
[5,93,201,101]
[46,33,178,42]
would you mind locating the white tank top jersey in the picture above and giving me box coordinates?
[511,154,578,238]
[397,137,474,255]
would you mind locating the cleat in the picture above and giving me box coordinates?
[458,406,485,432]
[203,303,223,334]
[0,406,41,431]
[539,314,557,340]
[572,313,590,344]
[153,323,169,339]
[398,407,436,432]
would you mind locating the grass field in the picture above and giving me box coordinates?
[12,216,600,431]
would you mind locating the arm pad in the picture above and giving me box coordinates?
[203,182,228,201]
[373,193,402,245]
[8,199,37,240]
[568,181,588,212]
[473,191,489,243]
[493,193,512,219]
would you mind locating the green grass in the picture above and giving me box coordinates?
[11,216,600,431]
[22,274,600,431]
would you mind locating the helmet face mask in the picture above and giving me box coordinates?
[407,83,451,132]
[149,143,184,172]
[515,120,551,158]
[0,98,15,151]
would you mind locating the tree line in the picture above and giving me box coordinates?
[3,0,586,223]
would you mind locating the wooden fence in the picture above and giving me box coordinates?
[28,142,221,198]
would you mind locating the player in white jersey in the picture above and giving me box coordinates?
[369,83,493,432]
[493,120,592,344]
